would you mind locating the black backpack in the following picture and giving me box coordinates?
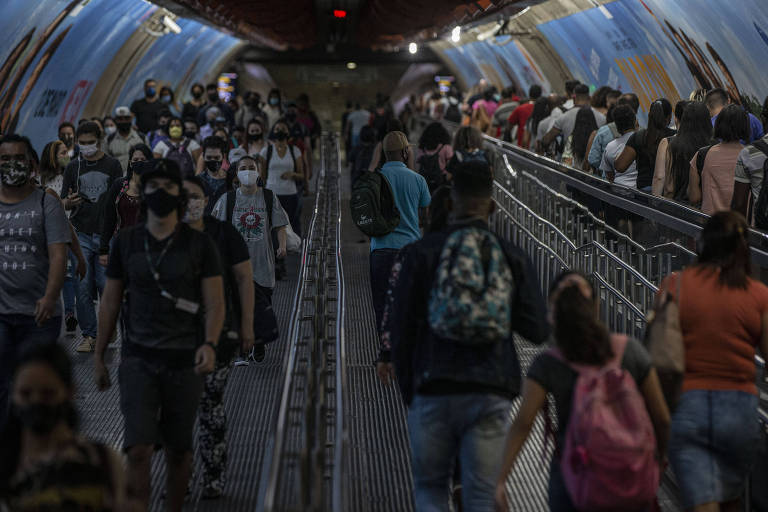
[417,145,445,193]
[749,140,768,229]
[350,169,400,237]
[165,139,195,178]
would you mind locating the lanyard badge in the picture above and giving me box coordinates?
[144,231,200,314]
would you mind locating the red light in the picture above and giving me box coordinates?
[333,9,347,18]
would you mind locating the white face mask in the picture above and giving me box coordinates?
[79,143,98,157]
[237,169,259,187]
[105,126,117,136]
[183,198,205,223]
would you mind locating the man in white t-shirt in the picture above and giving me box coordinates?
[541,85,606,158]
[346,104,371,149]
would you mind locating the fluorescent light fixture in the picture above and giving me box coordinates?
[408,42,418,54]
[346,62,357,70]
[162,15,182,34]
[451,26,461,43]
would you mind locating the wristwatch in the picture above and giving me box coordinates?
[203,341,217,351]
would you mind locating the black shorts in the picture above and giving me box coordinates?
[254,283,279,344]
[118,354,203,452]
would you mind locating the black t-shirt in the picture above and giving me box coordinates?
[526,337,651,450]
[130,98,166,134]
[203,216,249,321]
[626,127,676,189]
[106,223,222,355]
[61,154,123,235]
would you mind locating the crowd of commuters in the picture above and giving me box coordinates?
[0,77,319,509]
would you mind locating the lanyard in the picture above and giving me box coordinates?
[144,230,176,297]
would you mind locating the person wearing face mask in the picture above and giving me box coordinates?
[0,135,71,427]
[159,86,180,117]
[152,116,201,177]
[98,144,153,268]
[182,82,207,121]
[263,120,304,240]
[58,121,77,158]
[244,118,267,157]
[60,122,123,353]
[235,91,267,129]
[212,156,288,364]
[94,159,225,512]
[147,109,172,150]
[106,106,147,173]
[130,78,167,135]
[182,175,254,498]
[263,88,283,130]
[199,136,234,215]
[0,343,126,510]
[102,117,117,139]
[197,83,234,128]
[284,101,313,186]
[183,117,200,142]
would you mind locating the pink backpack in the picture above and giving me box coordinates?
[554,335,659,511]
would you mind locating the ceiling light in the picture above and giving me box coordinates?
[451,26,461,43]
[162,15,181,34]
[346,62,357,70]
[408,42,418,54]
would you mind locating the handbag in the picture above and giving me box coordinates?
[285,223,302,253]
[644,271,684,409]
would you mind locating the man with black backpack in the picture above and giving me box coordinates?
[732,132,768,226]
[366,131,430,339]
[379,160,548,510]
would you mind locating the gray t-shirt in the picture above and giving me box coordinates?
[0,189,71,316]
[211,188,289,288]
[553,106,607,144]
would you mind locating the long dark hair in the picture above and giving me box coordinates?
[419,122,451,151]
[645,98,672,152]
[530,96,551,137]
[668,101,712,200]
[549,272,613,365]
[591,86,612,109]
[127,143,153,183]
[695,210,751,289]
[0,343,77,484]
[572,106,599,163]
[38,140,66,186]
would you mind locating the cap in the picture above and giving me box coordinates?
[215,116,227,123]
[115,106,131,117]
[382,131,409,152]
[228,147,247,164]
[140,158,182,188]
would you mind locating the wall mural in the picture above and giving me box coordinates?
[537,0,768,117]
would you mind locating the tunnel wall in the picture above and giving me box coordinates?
[431,0,768,120]
[0,0,242,153]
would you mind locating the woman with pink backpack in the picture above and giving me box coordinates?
[494,271,670,512]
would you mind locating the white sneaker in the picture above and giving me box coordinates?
[76,336,95,353]
[233,356,249,367]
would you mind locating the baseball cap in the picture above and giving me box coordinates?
[228,147,247,164]
[382,131,409,152]
[140,158,182,188]
[115,106,131,117]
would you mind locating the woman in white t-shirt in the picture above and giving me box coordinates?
[151,117,202,161]
[261,119,304,237]
[263,89,283,132]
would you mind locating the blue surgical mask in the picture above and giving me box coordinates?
[145,87,156,98]
[161,95,171,103]
[269,97,279,106]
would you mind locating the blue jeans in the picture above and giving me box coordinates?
[369,249,399,333]
[0,313,62,427]
[76,232,106,338]
[62,251,78,316]
[407,393,512,512]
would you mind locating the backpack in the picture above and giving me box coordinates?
[350,169,400,237]
[417,145,445,193]
[225,188,273,230]
[554,335,659,511]
[165,139,195,177]
[445,103,462,123]
[428,227,513,344]
[750,140,768,229]
[695,144,713,177]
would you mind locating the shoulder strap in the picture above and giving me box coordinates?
[226,190,236,223]
[696,145,712,176]
[39,188,47,242]
[107,131,117,144]
[263,188,274,229]
[265,144,273,181]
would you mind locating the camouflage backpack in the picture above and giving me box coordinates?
[428,227,513,344]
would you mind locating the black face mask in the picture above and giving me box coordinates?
[15,402,67,435]
[246,132,262,141]
[144,189,180,218]
[273,131,288,141]
[192,89,203,99]
[184,130,197,139]
[130,160,153,176]
[116,121,132,134]
[205,159,222,173]
[207,92,219,103]
[60,135,74,148]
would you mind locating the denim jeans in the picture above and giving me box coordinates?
[0,313,61,427]
[369,249,399,333]
[62,251,78,316]
[76,232,106,338]
[407,393,512,512]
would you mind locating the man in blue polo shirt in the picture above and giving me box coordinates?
[370,130,431,336]
[706,88,764,143]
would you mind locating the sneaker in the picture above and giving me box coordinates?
[252,343,266,363]
[233,356,249,367]
[65,314,78,333]
[75,336,95,353]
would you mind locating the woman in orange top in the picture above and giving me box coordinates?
[660,211,768,512]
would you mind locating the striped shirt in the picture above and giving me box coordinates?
[734,134,768,203]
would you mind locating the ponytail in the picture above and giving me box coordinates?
[645,98,672,152]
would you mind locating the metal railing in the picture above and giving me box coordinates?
[260,133,345,512]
